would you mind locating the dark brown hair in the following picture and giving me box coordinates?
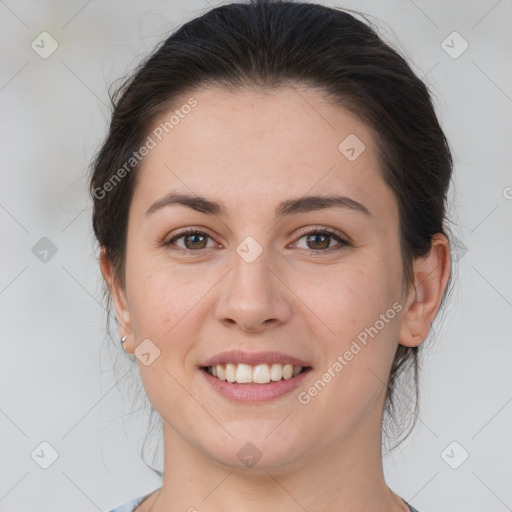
[89,0,454,458]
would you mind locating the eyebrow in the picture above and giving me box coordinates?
[144,191,371,218]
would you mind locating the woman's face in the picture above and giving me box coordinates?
[110,86,415,471]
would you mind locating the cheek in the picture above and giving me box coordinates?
[129,277,194,347]
[310,257,401,386]
[125,257,217,373]
[125,245,192,326]
[314,260,392,332]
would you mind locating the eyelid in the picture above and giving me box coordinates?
[164,225,350,254]
[293,225,348,242]
[165,226,218,249]
[289,225,349,253]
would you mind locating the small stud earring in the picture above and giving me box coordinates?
[121,335,127,344]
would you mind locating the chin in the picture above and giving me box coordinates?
[204,433,306,474]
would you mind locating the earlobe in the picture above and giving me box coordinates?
[99,248,132,343]
[398,234,451,348]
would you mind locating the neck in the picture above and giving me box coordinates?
[146,409,408,512]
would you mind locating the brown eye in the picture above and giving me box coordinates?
[164,226,349,256]
[182,232,208,250]
[293,227,349,255]
[305,232,331,250]
[165,229,214,253]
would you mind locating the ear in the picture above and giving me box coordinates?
[398,233,451,347]
[99,248,133,350]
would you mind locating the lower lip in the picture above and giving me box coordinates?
[200,367,312,402]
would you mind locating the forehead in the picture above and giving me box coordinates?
[131,86,397,224]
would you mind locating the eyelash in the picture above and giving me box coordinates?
[164,226,350,257]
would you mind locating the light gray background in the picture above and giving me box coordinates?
[1,1,511,511]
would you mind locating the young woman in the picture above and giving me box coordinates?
[90,1,453,510]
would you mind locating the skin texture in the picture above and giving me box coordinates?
[101,86,451,512]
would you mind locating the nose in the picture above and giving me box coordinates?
[215,246,292,333]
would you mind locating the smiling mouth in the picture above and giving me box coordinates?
[202,362,310,384]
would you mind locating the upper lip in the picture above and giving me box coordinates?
[201,350,312,368]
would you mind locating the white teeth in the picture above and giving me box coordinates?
[206,363,305,384]
[216,364,226,381]
[225,363,236,382]
[253,364,271,383]
[282,364,293,380]
[235,363,253,383]
[270,363,283,381]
